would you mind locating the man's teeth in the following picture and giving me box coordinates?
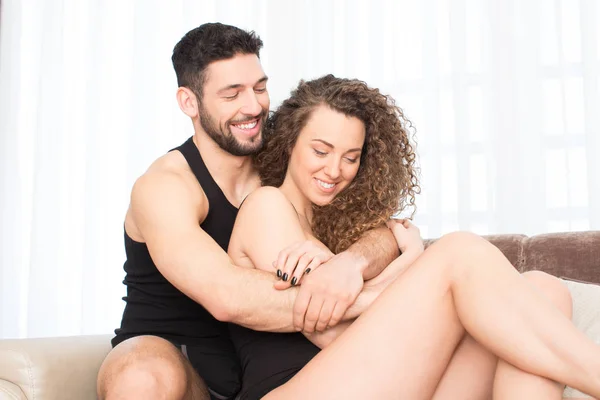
[317,179,335,189]
[234,121,258,130]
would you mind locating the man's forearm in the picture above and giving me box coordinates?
[219,265,300,332]
[217,262,376,332]
[346,226,399,281]
[218,227,398,333]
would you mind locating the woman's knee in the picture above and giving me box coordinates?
[522,270,573,318]
[98,337,190,400]
[429,231,498,268]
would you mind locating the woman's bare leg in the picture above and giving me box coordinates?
[493,271,573,400]
[432,271,573,400]
[264,232,600,400]
[430,335,497,400]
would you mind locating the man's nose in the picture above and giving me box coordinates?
[240,90,263,116]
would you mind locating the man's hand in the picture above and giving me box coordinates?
[292,251,364,333]
[273,240,334,289]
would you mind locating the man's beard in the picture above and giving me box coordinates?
[198,105,266,156]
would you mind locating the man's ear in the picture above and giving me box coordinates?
[176,87,199,118]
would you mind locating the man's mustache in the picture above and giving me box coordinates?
[229,111,266,125]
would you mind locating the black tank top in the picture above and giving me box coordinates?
[112,137,241,396]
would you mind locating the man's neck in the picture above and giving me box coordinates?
[192,133,259,206]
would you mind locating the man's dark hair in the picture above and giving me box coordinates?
[171,22,263,100]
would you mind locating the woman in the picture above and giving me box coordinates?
[228,75,598,399]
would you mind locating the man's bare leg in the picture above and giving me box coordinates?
[265,232,600,399]
[97,336,210,400]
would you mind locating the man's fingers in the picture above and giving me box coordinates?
[328,301,348,328]
[314,300,335,332]
[293,289,311,330]
[273,279,291,290]
[302,296,323,334]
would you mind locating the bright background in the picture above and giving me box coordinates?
[1,0,599,338]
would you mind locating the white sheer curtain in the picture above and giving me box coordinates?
[1,0,598,338]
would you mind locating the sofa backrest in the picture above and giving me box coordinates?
[485,231,600,284]
[424,231,600,284]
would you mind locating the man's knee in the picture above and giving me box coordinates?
[522,270,573,318]
[98,337,191,400]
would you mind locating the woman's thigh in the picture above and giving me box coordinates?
[264,244,466,400]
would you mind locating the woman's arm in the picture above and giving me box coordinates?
[228,187,354,347]
[228,186,308,274]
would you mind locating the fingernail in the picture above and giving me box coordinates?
[276,269,282,278]
[304,268,311,275]
[291,277,297,286]
[282,273,288,281]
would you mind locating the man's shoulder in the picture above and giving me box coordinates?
[130,151,207,216]
[146,148,190,176]
[135,152,188,191]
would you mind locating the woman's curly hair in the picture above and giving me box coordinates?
[254,74,419,253]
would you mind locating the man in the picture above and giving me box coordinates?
[97,23,398,400]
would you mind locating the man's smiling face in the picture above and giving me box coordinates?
[198,53,270,156]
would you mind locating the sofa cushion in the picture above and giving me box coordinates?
[0,335,112,400]
[561,278,600,398]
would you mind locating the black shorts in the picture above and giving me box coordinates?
[228,325,320,400]
[176,343,241,400]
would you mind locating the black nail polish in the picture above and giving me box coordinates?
[291,277,297,286]
[282,273,288,281]
[277,269,282,278]
[305,268,311,275]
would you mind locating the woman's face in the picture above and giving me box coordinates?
[287,105,366,206]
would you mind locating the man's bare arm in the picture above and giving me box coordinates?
[346,226,399,280]
[131,171,382,333]
[131,171,307,332]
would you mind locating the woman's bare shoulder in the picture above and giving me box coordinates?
[229,186,306,269]
[240,186,296,214]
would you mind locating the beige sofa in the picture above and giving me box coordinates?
[1,231,599,399]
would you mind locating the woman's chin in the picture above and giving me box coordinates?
[311,195,335,207]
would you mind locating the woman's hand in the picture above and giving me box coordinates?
[273,240,334,289]
[386,218,424,255]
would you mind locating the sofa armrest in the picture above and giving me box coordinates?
[0,379,26,399]
[0,334,112,400]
